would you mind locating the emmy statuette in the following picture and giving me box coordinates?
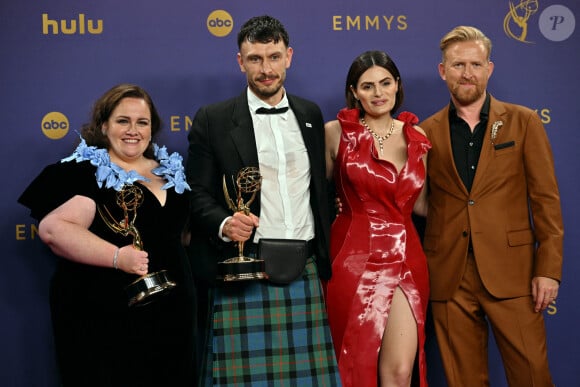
[218,167,267,281]
[98,185,177,306]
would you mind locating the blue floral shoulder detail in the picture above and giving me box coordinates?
[150,143,191,194]
[61,137,191,194]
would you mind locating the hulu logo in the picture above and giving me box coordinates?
[42,13,103,35]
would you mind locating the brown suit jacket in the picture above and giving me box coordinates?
[420,95,563,301]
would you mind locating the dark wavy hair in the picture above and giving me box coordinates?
[80,83,162,159]
[237,15,289,49]
[345,50,404,114]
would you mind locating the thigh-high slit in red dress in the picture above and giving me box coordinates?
[326,108,431,387]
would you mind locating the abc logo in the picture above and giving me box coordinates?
[207,10,233,37]
[41,112,69,140]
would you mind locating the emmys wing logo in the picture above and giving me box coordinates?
[207,10,234,37]
[41,112,69,140]
[504,2,576,43]
[503,0,539,43]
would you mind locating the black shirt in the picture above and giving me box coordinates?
[449,93,491,192]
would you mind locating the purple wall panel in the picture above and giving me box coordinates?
[1,1,578,385]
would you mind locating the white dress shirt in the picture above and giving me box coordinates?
[247,88,315,243]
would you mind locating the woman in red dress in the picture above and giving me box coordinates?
[325,51,431,386]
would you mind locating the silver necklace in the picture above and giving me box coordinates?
[360,117,395,154]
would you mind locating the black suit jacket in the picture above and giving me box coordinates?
[186,90,332,285]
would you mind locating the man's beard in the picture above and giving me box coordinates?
[450,81,485,105]
[248,75,284,99]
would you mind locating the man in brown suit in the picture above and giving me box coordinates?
[421,26,563,386]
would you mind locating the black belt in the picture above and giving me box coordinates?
[246,239,316,257]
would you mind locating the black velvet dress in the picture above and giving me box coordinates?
[18,160,196,387]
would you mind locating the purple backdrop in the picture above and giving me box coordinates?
[2,1,578,385]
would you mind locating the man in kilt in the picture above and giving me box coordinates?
[186,15,341,386]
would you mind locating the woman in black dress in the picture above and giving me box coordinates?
[18,84,196,386]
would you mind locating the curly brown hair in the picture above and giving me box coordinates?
[80,83,162,159]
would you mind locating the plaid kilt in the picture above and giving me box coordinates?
[202,258,342,386]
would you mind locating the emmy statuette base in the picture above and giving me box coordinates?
[217,256,267,282]
[125,270,177,307]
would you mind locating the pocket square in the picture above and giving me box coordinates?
[494,141,515,150]
[305,122,312,128]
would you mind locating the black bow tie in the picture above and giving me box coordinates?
[255,106,289,115]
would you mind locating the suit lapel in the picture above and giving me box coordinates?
[227,92,320,179]
[229,92,260,168]
[430,107,469,197]
[289,97,314,152]
[288,96,323,184]
[471,96,507,193]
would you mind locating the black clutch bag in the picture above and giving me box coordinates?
[258,239,309,284]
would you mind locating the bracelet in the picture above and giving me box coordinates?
[112,247,120,270]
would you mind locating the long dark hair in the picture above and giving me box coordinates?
[345,50,404,114]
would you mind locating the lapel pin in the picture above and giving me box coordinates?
[491,120,503,143]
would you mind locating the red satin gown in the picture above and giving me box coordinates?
[326,108,431,387]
